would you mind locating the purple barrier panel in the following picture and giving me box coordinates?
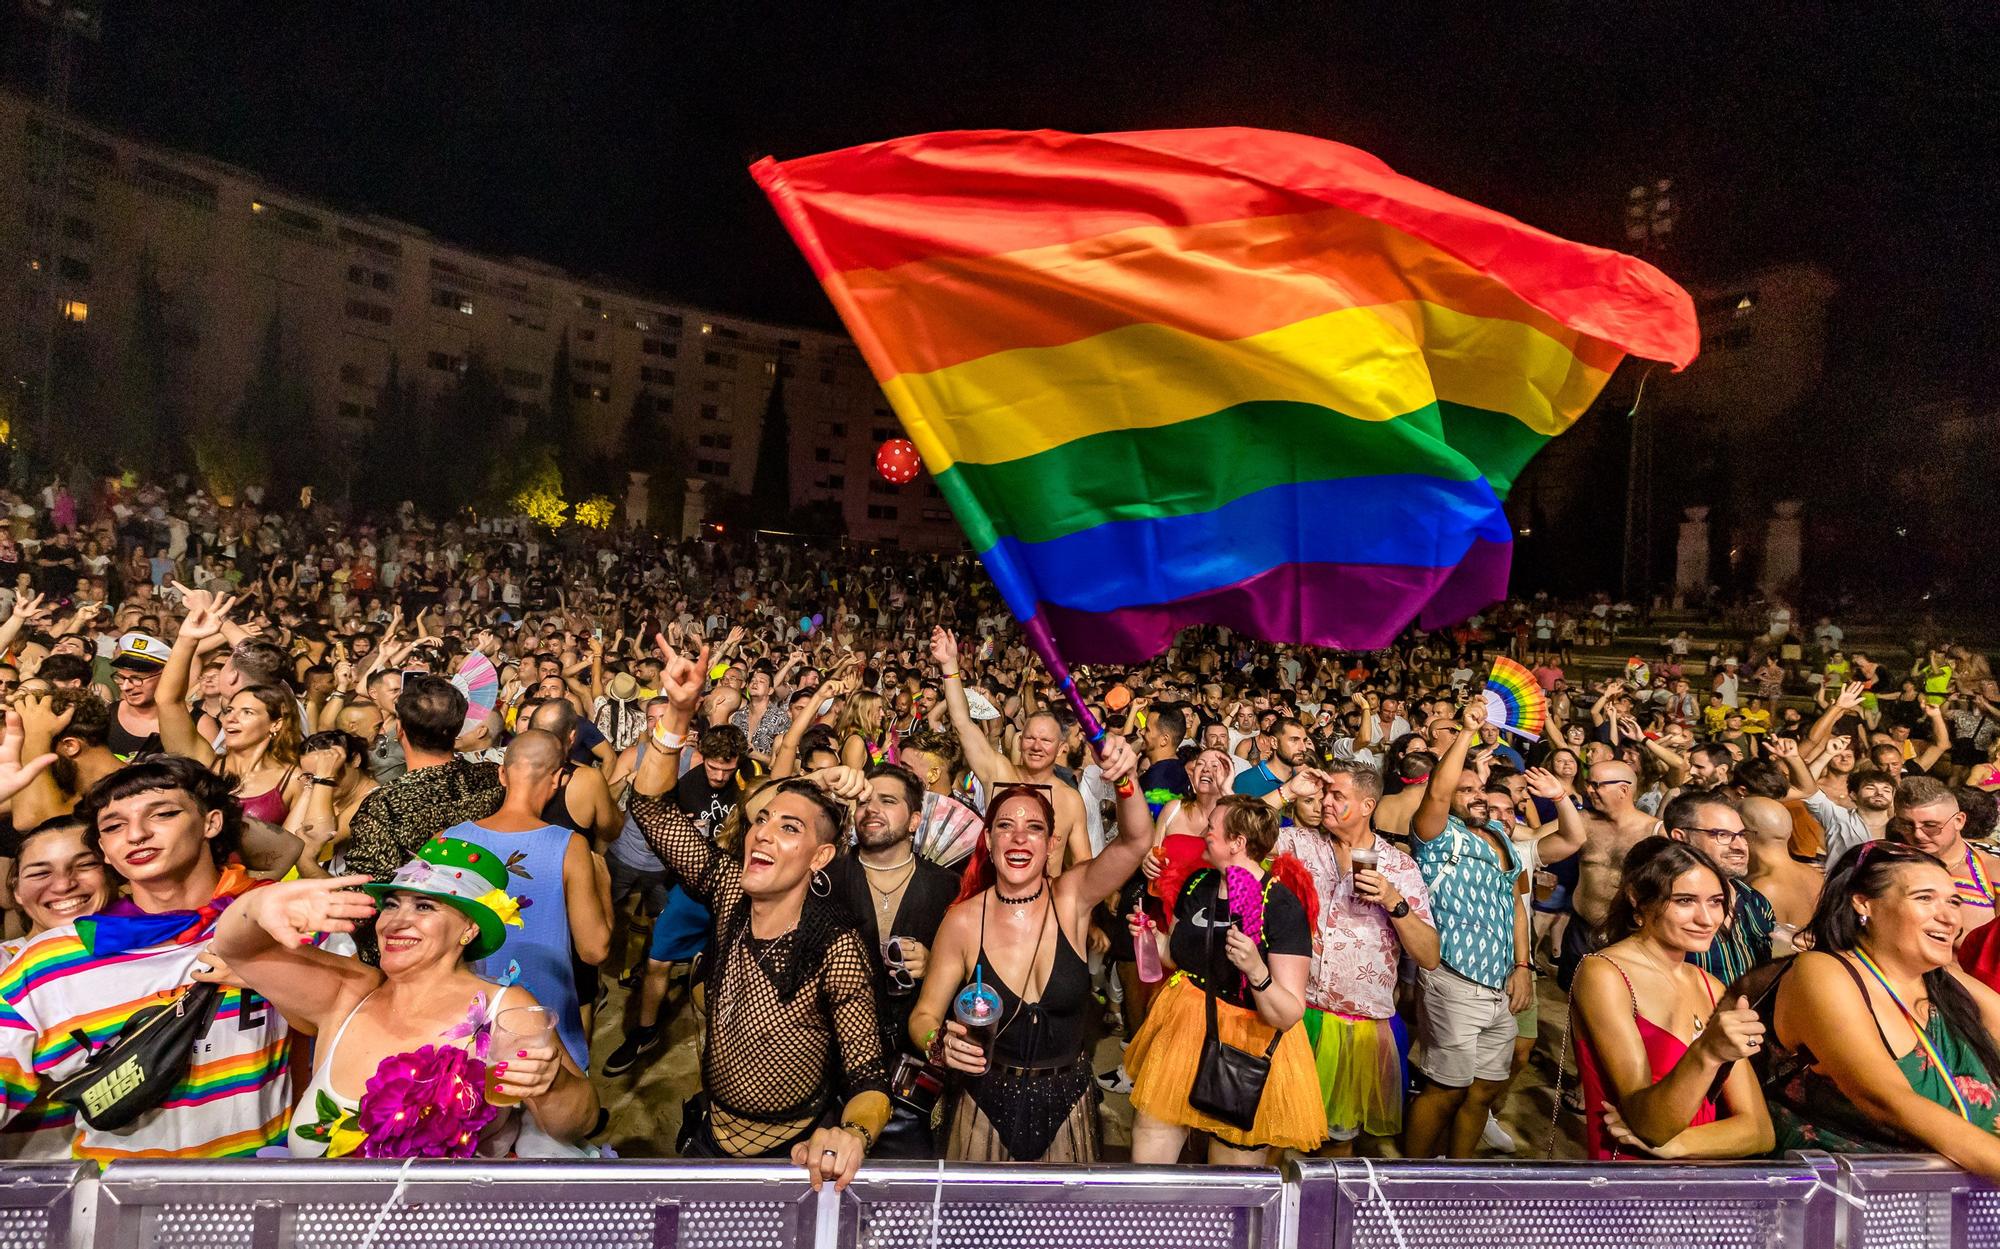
[92,1159,814,1249]
[831,1160,1287,1249]
[1290,1158,1835,1249]
[1830,1154,2000,1249]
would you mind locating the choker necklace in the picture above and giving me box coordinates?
[860,853,915,872]
[997,881,1046,905]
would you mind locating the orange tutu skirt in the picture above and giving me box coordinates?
[1125,973,1327,1151]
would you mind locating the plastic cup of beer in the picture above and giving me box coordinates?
[486,1004,556,1106]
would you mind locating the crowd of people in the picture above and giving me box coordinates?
[0,472,1996,1187]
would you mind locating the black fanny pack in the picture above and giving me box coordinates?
[47,982,221,1132]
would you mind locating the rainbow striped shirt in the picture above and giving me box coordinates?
[0,923,291,1165]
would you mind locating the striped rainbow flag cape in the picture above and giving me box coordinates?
[753,128,1697,664]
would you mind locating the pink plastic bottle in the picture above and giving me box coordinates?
[1135,915,1164,983]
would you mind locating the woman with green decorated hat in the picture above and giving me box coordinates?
[211,835,600,1159]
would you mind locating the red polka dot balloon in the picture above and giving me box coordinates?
[875,438,921,485]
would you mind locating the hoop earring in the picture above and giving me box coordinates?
[811,869,831,898]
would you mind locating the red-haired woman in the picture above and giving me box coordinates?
[908,734,1150,1162]
[1126,795,1325,1163]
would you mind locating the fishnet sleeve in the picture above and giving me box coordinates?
[822,927,892,1099]
[630,792,736,908]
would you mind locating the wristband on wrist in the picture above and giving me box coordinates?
[940,670,959,681]
[1249,970,1273,993]
[840,1119,875,1152]
[651,723,688,751]
[1514,962,1535,972]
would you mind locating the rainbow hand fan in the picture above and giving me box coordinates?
[451,652,500,734]
[1482,656,1547,741]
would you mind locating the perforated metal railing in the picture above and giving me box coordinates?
[0,1153,1975,1249]
[1824,1154,2000,1249]
[1291,1157,1838,1249]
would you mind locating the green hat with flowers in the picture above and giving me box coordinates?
[363,834,524,959]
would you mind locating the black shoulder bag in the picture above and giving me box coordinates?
[1187,888,1280,1133]
[46,981,222,1132]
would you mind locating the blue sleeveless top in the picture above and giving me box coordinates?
[444,819,590,1068]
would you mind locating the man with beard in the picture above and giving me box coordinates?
[1404,702,1532,1159]
[1540,758,1662,990]
[931,628,1090,872]
[1663,791,1774,983]
[827,762,957,1157]
[1773,739,1895,862]
[1232,716,1311,799]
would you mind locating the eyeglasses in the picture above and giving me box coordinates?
[1680,826,1749,844]
[1908,819,1961,836]
[1583,779,1632,789]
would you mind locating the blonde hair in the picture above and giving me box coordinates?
[833,689,885,746]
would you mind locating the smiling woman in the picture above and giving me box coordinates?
[1571,836,1772,1161]
[1762,841,2000,1178]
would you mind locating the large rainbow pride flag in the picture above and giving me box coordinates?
[753,128,1697,664]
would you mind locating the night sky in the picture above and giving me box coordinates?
[3,2,1992,363]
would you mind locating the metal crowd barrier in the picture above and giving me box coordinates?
[88,1159,1283,1249]
[0,1153,1976,1248]
[1291,1156,1836,1248]
[1810,1153,2000,1249]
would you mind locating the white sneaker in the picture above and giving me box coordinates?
[1482,1111,1516,1153]
[1096,1065,1133,1095]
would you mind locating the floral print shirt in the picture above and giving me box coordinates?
[1275,826,1431,1020]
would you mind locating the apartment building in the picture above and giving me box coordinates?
[0,89,961,548]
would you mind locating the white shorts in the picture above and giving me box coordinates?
[1414,965,1515,1087]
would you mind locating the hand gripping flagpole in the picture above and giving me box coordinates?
[1021,615,1135,799]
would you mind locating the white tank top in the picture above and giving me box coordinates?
[287,986,516,1158]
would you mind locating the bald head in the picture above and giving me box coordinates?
[1739,796,1792,849]
[1585,759,1639,811]
[504,728,565,781]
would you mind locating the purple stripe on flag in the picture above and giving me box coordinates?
[1034,539,1513,664]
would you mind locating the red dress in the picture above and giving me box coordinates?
[1573,955,1719,1160]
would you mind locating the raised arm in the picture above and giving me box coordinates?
[1523,767,1590,862]
[1068,734,1151,903]
[1624,715,1691,787]
[0,593,45,659]
[211,874,384,1032]
[1413,700,1482,842]
[629,636,732,904]
[1806,682,1867,754]
[157,587,236,766]
[931,627,1017,785]
[1910,703,1951,774]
